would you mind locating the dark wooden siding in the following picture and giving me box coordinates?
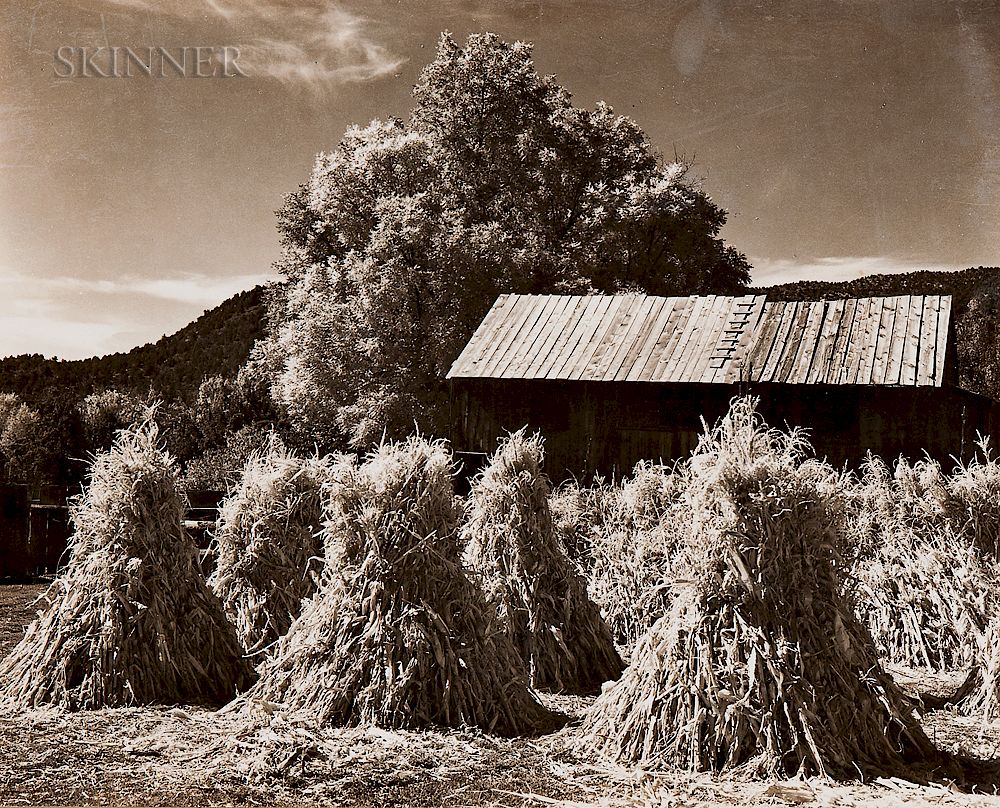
[452,378,994,481]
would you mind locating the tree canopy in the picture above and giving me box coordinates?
[255,32,752,447]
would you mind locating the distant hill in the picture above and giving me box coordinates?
[0,285,270,405]
[758,266,1000,403]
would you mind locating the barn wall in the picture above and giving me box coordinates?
[452,379,995,481]
[750,385,993,468]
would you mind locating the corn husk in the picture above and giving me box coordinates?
[241,437,558,735]
[463,430,623,694]
[209,439,341,656]
[578,397,934,779]
[0,420,255,709]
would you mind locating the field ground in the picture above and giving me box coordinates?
[4,584,1000,807]
[0,582,47,658]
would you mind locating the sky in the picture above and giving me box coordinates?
[1,0,998,360]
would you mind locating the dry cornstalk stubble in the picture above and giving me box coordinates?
[578,397,935,779]
[463,430,623,694]
[241,437,560,735]
[0,420,255,709]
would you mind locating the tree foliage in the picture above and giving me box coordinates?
[78,389,144,455]
[0,393,52,487]
[256,32,751,448]
[178,423,279,492]
[193,371,271,448]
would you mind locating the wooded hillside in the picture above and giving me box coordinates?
[0,286,268,406]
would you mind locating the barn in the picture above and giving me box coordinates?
[447,293,996,481]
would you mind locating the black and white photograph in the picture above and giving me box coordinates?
[2,1,1000,805]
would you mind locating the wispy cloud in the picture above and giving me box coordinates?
[97,0,404,91]
[3,270,270,308]
[81,272,272,307]
[752,256,968,288]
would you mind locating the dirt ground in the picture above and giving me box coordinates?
[0,581,46,659]
[3,583,1000,808]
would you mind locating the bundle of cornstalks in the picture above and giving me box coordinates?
[845,455,999,670]
[961,616,1000,719]
[846,456,958,559]
[209,439,341,656]
[851,528,997,670]
[462,431,623,694]
[578,397,934,778]
[848,448,1000,563]
[584,462,688,650]
[0,421,255,709]
[618,459,684,531]
[947,440,1000,560]
[549,482,595,571]
[242,437,557,735]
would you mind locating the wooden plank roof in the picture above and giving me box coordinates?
[743,295,951,386]
[447,293,953,387]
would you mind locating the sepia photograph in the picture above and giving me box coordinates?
[2,1,1000,805]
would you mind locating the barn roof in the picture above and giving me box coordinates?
[447,293,953,387]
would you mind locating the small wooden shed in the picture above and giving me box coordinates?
[447,293,995,480]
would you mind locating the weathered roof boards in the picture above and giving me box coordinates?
[448,294,952,388]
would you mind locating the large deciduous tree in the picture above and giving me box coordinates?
[256,32,751,448]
